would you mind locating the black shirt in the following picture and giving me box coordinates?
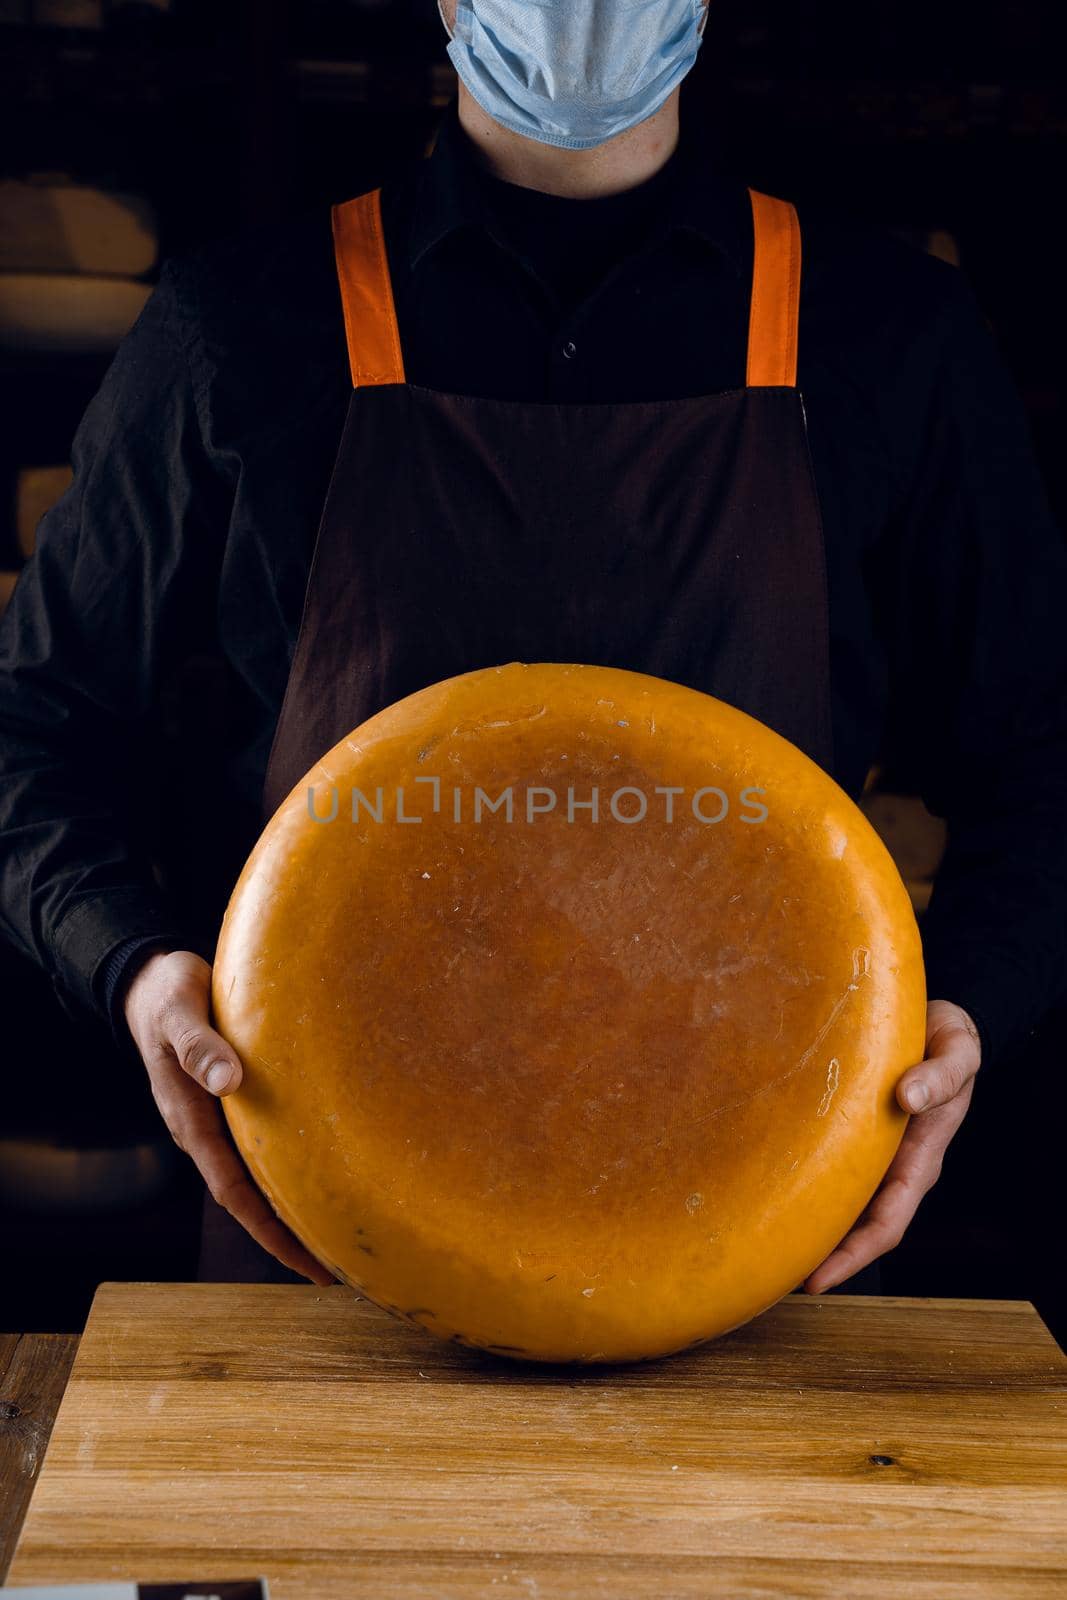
[1,93,1066,1073]
[468,142,683,315]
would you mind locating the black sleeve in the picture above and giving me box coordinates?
[0,258,233,1027]
[879,272,1067,1071]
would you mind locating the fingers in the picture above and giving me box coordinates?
[128,948,335,1287]
[804,1078,974,1293]
[193,1111,336,1287]
[896,998,981,1114]
[803,1168,917,1295]
[804,1001,980,1295]
[152,1065,334,1287]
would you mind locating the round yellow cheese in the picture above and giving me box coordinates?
[212,663,925,1364]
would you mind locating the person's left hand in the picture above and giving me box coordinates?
[803,998,982,1294]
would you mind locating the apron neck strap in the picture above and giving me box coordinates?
[331,184,801,393]
[746,190,801,389]
[332,189,406,388]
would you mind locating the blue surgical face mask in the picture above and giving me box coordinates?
[437,0,708,151]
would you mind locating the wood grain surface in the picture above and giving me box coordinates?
[0,1331,79,1582]
[8,1284,1067,1598]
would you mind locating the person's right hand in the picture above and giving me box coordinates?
[122,947,333,1285]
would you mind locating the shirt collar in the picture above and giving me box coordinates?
[407,94,750,283]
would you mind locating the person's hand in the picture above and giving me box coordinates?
[122,947,333,1286]
[803,997,981,1294]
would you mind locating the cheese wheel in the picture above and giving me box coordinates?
[213,663,925,1364]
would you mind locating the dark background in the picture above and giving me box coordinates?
[0,0,1064,1343]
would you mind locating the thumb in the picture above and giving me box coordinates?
[896,1003,980,1115]
[162,976,245,1098]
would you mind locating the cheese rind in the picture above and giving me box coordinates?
[213,663,925,1363]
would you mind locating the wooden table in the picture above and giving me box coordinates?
[6,1284,1067,1597]
[0,1331,78,1581]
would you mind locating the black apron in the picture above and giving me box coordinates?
[198,181,877,1292]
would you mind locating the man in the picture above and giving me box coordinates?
[1,0,1065,1292]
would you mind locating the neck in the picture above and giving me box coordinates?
[454,85,683,199]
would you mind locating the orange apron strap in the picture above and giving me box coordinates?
[331,188,406,388]
[745,189,801,388]
[332,184,794,390]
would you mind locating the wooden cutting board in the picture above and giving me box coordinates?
[9,1283,1067,1598]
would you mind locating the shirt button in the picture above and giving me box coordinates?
[562,340,577,359]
